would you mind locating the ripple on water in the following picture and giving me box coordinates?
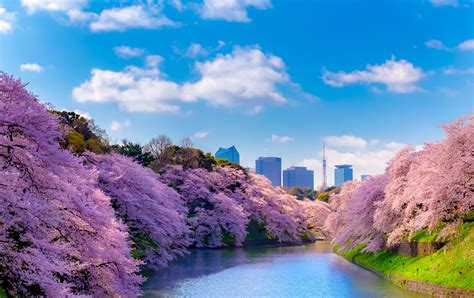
[143,242,427,298]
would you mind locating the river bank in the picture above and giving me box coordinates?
[337,223,474,297]
[142,241,424,297]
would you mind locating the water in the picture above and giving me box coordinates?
[143,242,426,298]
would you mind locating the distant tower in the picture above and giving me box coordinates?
[321,145,327,191]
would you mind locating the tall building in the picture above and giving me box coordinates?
[361,175,371,181]
[256,157,282,187]
[215,146,240,164]
[321,145,327,191]
[283,166,314,189]
[334,164,353,186]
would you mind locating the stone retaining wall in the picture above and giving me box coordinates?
[386,241,445,257]
[390,274,474,298]
[352,259,474,297]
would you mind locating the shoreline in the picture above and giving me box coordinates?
[347,256,474,298]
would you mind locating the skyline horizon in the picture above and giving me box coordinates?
[1,0,472,188]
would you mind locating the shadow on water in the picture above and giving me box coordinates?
[142,242,428,298]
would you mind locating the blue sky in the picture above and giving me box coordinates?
[1,0,473,186]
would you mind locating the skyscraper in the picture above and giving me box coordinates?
[256,157,282,187]
[215,146,240,164]
[321,145,327,191]
[334,164,353,186]
[283,166,314,189]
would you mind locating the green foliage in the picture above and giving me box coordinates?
[199,152,217,171]
[244,219,274,241]
[130,233,158,260]
[410,227,442,242]
[215,158,246,172]
[287,187,316,201]
[113,141,155,167]
[221,231,236,246]
[0,286,6,298]
[325,186,339,193]
[463,210,474,222]
[65,130,86,154]
[52,110,110,154]
[316,192,330,202]
[344,243,367,260]
[339,223,474,289]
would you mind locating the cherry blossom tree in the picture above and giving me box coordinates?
[160,166,248,247]
[0,73,141,296]
[324,180,362,244]
[430,116,474,230]
[375,116,474,246]
[86,152,191,268]
[373,146,417,246]
[327,175,388,251]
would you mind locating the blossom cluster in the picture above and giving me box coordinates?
[325,115,474,251]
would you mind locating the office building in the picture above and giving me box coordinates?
[215,146,240,164]
[283,166,314,189]
[256,157,282,186]
[335,164,353,186]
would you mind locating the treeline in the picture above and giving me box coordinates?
[0,73,330,297]
[325,115,474,252]
[286,186,339,202]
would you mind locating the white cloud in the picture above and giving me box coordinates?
[66,9,95,23]
[181,46,289,107]
[21,2,177,31]
[73,66,182,113]
[145,55,163,68]
[322,57,424,93]
[89,5,177,32]
[186,43,209,58]
[174,41,227,59]
[193,131,209,139]
[323,135,367,150]
[429,0,459,7]
[21,0,88,13]
[271,134,294,144]
[110,119,131,132]
[20,63,44,73]
[170,0,185,12]
[458,39,474,51]
[73,46,309,113]
[443,66,474,75]
[0,7,15,34]
[200,0,272,22]
[385,141,406,151]
[425,39,449,50]
[21,0,93,24]
[114,46,145,58]
[300,137,409,187]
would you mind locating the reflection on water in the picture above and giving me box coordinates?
[143,242,426,297]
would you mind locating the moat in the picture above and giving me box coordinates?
[143,242,426,297]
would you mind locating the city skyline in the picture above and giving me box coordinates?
[283,166,314,189]
[1,0,472,187]
[256,157,282,187]
[218,144,359,187]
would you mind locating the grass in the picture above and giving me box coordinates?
[410,228,439,242]
[339,222,474,289]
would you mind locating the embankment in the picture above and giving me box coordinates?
[338,223,474,297]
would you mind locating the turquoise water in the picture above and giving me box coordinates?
[143,242,425,297]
